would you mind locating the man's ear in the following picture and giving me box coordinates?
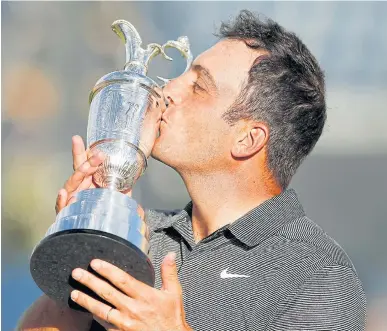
[231,122,268,159]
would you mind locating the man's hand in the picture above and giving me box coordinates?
[69,253,193,331]
[55,135,144,218]
[55,135,105,214]
[16,294,94,331]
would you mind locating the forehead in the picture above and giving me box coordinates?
[193,39,259,94]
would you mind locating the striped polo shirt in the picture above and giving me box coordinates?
[92,188,366,330]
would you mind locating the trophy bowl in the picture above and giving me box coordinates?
[29,20,192,310]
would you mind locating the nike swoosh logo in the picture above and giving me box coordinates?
[220,268,250,279]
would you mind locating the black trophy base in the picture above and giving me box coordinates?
[30,229,154,312]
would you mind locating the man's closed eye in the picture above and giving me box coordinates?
[193,81,206,93]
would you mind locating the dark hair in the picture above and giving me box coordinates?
[217,10,326,189]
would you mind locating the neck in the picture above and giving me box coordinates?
[179,169,281,243]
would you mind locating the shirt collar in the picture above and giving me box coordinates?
[228,188,305,246]
[152,188,305,247]
[150,202,193,231]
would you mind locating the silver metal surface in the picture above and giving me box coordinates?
[157,36,193,84]
[46,189,149,254]
[87,72,158,191]
[88,20,193,192]
[32,20,193,276]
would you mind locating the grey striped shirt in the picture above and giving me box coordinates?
[92,188,366,330]
[145,189,366,331]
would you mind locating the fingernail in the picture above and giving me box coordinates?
[167,252,176,265]
[91,259,102,270]
[72,269,83,280]
[71,290,79,301]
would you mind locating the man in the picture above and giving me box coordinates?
[19,10,366,331]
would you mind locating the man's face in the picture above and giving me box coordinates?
[151,39,258,173]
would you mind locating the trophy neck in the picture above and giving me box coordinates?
[89,139,148,192]
[123,61,147,75]
[104,176,125,191]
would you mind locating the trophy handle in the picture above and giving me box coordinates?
[111,20,143,65]
[112,20,164,74]
[111,20,193,82]
[157,36,194,85]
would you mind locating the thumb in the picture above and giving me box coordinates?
[161,252,181,294]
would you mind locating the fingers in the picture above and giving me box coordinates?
[55,189,68,214]
[137,205,145,222]
[71,268,130,310]
[56,136,104,214]
[89,260,150,300]
[64,151,105,195]
[70,290,124,329]
[160,252,181,294]
[72,135,87,171]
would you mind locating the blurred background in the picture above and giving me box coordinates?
[1,1,386,330]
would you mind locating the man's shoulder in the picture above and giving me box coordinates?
[276,215,356,270]
[255,216,366,318]
[269,219,367,330]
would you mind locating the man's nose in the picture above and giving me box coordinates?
[162,79,184,106]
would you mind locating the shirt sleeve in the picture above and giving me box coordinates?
[268,264,367,331]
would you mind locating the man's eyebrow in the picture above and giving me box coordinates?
[192,64,218,90]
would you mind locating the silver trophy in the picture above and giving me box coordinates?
[30,20,192,309]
